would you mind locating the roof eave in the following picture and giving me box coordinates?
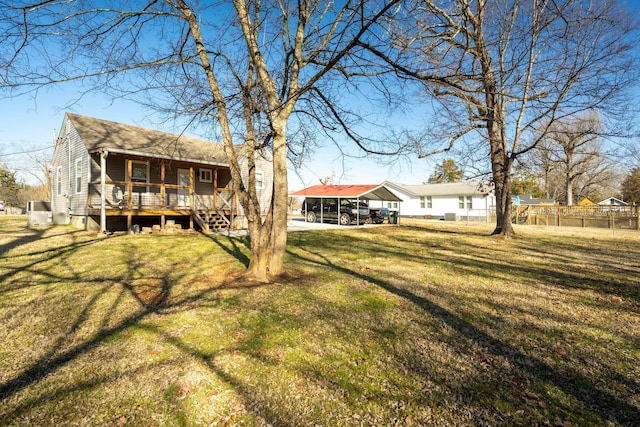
[91,147,229,167]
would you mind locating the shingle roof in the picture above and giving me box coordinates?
[384,181,491,196]
[66,113,228,166]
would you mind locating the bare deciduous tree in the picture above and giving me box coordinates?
[537,114,611,205]
[360,0,639,237]
[1,0,403,281]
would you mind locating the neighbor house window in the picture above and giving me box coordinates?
[255,171,264,189]
[420,196,433,209]
[459,196,473,209]
[57,166,62,196]
[199,168,212,183]
[387,202,398,209]
[75,158,82,193]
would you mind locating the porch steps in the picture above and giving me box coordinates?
[197,212,231,233]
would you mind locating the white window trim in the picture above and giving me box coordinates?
[75,158,83,194]
[255,171,264,189]
[57,166,62,196]
[199,168,212,183]
[128,160,150,192]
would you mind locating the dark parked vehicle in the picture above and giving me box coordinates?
[349,200,389,224]
[302,198,370,225]
[367,206,389,224]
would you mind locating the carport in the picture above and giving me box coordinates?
[290,184,403,225]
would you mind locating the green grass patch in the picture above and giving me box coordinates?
[1,217,639,426]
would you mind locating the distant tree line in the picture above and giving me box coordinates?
[0,162,49,209]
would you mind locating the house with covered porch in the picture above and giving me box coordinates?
[50,113,272,233]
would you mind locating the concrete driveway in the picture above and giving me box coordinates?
[286,217,343,231]
[214,216,376,236]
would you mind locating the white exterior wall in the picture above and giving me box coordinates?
[373,184,495,220]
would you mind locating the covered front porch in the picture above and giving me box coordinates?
[88,155,239,233]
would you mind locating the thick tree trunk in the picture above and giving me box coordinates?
[492,167,516,237]
[566,174,574,206]
[243,128,288,282]
[487,121,516,238]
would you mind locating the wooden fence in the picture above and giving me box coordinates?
[514,205,639,230]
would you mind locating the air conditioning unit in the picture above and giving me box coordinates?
[444,213,458,221]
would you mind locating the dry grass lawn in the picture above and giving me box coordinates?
[0,216,638,426]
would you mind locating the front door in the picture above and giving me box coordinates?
[177,169,190,207]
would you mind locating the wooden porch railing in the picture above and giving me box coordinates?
[88,181,236,212]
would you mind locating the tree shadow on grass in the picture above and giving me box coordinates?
[0,226,47,256]
[0,235,278,425]
[205,234,251,268]
[0,238,101,295]
[286,245,640,426]
[134,322,298,427]
[354,225,640,307]
[3,223,638,425]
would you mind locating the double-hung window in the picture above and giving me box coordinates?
[421,196,433,209]
[255,171,264,189]
[459,196,473,209]
[199,169,212,183]
[75,159,83,194]
[57,166,62,196]
[130,161,149,192]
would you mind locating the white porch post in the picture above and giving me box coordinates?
[100,150,108,233]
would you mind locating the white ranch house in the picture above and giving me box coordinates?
[374,181,496,221]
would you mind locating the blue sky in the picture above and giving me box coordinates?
[3,1,637,190]
[0,88,438,190]
[0,1,443,190]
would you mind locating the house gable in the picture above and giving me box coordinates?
[51,117,91,220]
[597,197,627,206]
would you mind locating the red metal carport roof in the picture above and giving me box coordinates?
[290,184,403,201]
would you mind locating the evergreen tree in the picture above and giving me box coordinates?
[621,168,640,205]
[428,159,464,184]
[0,167,20,206]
